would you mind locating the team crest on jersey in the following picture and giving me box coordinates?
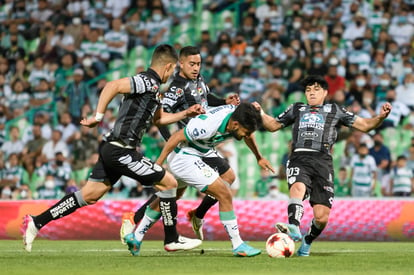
[299,113,324,130]
[323,105,332,112]
[176,88,184,96]
[202,167,213,178]
[197,87,203,94]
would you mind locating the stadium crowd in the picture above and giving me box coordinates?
[0,0,414,200]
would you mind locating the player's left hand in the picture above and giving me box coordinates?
[186,104,205,117]
[226,94,240,105]
[380,102,392,118]
[258,158,275,174]
[80,117,100,128]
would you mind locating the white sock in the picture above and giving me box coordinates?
[134,215,157,241]
[220,211,244,249]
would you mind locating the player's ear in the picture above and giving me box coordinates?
[232,121,240,130]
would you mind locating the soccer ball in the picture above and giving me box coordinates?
[266,233,295,258]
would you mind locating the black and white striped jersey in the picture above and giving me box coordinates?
[162,73,210,130]
[106,68,162,147]
[276,102,357,155]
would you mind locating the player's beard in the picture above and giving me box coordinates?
[229,129,242,140]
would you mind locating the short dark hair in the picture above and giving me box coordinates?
[151,44,178,66]
[397,155,407,161]
[179,46,200,58]
[301,75,329,90]
[231,103,262,133]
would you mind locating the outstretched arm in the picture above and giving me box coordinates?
[156,129,187,165]
[352,102,392,132]
[251,102,283,132]
[153,104,205,126]
[244,134,275,173]
[80,77,131,127]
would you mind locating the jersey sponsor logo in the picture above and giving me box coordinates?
[323,186,334,193]
[299,113,324,130]
[300,131,319,139]
[162,97,176,107]
[159,201,174,226]
[141,75,152,90]
[50,197,76,218]
[191,127,206,138]
[164,91,180,100]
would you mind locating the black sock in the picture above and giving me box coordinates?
[287,201,304,226]
[304,219,325,244]
[134,194,158,224]
[33,192,85,229]
[195,195,218,219]
[159,197,178,244]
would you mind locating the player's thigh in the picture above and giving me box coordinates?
[168,153,219,192]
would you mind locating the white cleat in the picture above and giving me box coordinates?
[22,215,39,252]
[164,235,202,252]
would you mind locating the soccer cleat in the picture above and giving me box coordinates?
[186,209,204,240]
[124,233,142,256]
[232,242,261,257]
[164,235,202,252]
[297,236,311,256]
[120,212,135,245]
[275,222,302,242]
[22,215,39,252]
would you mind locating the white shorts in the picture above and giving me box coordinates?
[167,151,219,192]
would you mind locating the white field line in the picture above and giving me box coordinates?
[3,248,414,253]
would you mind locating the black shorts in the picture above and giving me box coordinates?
[89,142,166,186]
[202,156,230,175]
[286,151,334,208]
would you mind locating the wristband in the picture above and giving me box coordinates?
[95,112,104,122]
[260,109,265,116]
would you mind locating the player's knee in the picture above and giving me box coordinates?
[222,173,235,185]
[159,172,178,190]
[81,182,109,205]
[314,212,329,226]
[289,182,306,197]
[220,169,236,185]
[176,187,186,199]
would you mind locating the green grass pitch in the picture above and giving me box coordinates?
[1,240,413,275]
